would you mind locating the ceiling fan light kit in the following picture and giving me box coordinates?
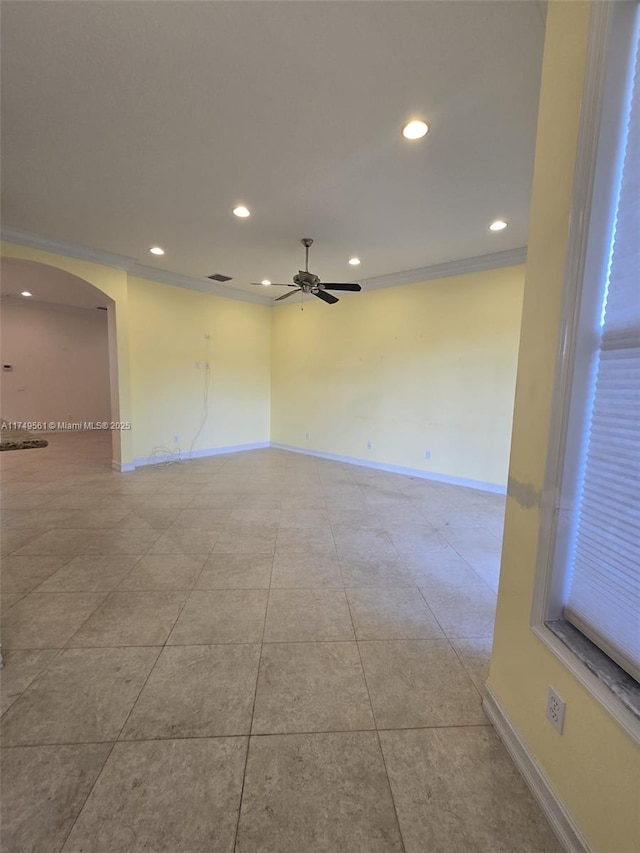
[250,238,362,307]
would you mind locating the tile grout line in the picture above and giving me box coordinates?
[108,562,202,745]
[55,591,115,652]
[54,739,120,853]
[334,519,409,853]
[448,637,492,703]
[0,722,498,751]
[415,584,450,639]
[230,548,272,851]
[113,645,165,745]
[412,584,495,699]
[2,445,508,851]
[443,539,499,595]
[0,646,65,720]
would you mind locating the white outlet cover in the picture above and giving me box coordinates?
[546,686,566,734]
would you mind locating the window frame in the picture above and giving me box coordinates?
[530,0,640,744]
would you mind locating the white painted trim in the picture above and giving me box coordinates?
[359,247,527,293]
[483,686,594,853]
[112,460,135,472]
[1,226,136,271]
[127,263,271,306]
[531,624,640,745]
[528,1,640,741]
[128,440,506,495]
[132,441,270,468]
[0,227,272,306]
[530,0,613,630]
[270,442,506,494]
[2,227,526,304]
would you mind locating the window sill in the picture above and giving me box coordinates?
[532,620,640,744]
[545,619,640,720]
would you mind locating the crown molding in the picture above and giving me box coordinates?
[1,226,136,270]
[0,226,271,305]
[127,263,271,305]
[359,247,527,292]
[2,226,526,305]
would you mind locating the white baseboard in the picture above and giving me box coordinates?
[131,441,270,469]
[119,441,506,494]
[270,443,506,495]
[483,686,593,853]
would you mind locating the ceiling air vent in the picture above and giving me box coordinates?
[207,273,233,282]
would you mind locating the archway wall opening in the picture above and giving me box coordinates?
[1,241,133,469]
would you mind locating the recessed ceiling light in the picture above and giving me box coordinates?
[402,120,429,140]
[489,220,508,231]
[21,291,32,297]
[348,258,361,266]
[261,280,271,286]
[149,246,165,255]
[233,206,251,218]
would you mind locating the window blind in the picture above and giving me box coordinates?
[564,24,640,682]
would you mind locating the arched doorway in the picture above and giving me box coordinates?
[0,257,125,470]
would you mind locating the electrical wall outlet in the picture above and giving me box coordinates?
[173,435,179,444]
[367,441,373,450]
[546,686,566,733]
[305,432,311,440]
[425,450,431,460]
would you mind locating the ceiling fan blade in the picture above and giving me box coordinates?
[320,283,362,291]
[275,289,301,302]
[250,283,296,287]
[314,290,339,305]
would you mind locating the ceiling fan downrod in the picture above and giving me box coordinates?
[301,238,313,273]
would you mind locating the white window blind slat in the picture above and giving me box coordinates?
[564,21,640,683]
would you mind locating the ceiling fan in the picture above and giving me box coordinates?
[251,238,362,304]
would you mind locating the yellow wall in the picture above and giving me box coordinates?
[127,277,270,460]
[1,242,521,486]
[488,4,640,852]
[271,266,524,488]
[0,243,272,467]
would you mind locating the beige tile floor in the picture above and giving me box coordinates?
[0,432,562,853]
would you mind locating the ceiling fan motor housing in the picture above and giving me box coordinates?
[293,270,321,291]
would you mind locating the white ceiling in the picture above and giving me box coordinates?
[1,1,545,301]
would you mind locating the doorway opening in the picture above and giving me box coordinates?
[0,258,121,472]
